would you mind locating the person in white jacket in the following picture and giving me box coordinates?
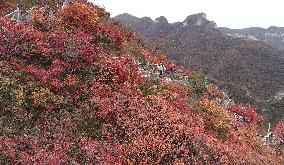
[157,63,165,77]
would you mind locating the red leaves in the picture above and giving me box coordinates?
[52,59,65,66]
[228,104,262,123]
[275,122,284,136]
[0,1,283,164]
[50,79,63,89]
[0,1,15,16]
[80,137,123,164]
[59,2,99,29]
[273,122,284,149]
[172,98,192,111]
[79,45,97,61]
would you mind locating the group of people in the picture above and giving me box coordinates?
[156,62,177,77]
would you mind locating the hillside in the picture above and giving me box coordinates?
[219,26,284,50]
[115,13,284,122]
[0,1,284,164]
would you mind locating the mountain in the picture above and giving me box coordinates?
[115,13,284,122]
[1,2,284,164]
[219,26,284,50]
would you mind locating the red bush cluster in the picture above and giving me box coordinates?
[228,104,262,124]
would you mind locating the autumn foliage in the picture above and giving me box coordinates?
[273,122,284,151]
[0,1,283,164]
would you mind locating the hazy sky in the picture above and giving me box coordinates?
[91,0,284,29]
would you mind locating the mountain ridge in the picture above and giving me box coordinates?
[115,13,284,51]
[219,26,284,50]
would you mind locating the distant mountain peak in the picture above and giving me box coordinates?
[183,12,217,27]
[141,16,153,22]
[219,26,284,50]
[155,16,168,24]
[116,13,138,19]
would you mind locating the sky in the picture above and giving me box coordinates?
[91,0,284,29]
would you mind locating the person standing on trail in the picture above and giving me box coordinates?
[169,63,176,73]
[263,123,274,145]
[157,63,165,77]
[157,63,162,76]
[157,63,164,77]
[204,77,209,89]
[162,63,166,74]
